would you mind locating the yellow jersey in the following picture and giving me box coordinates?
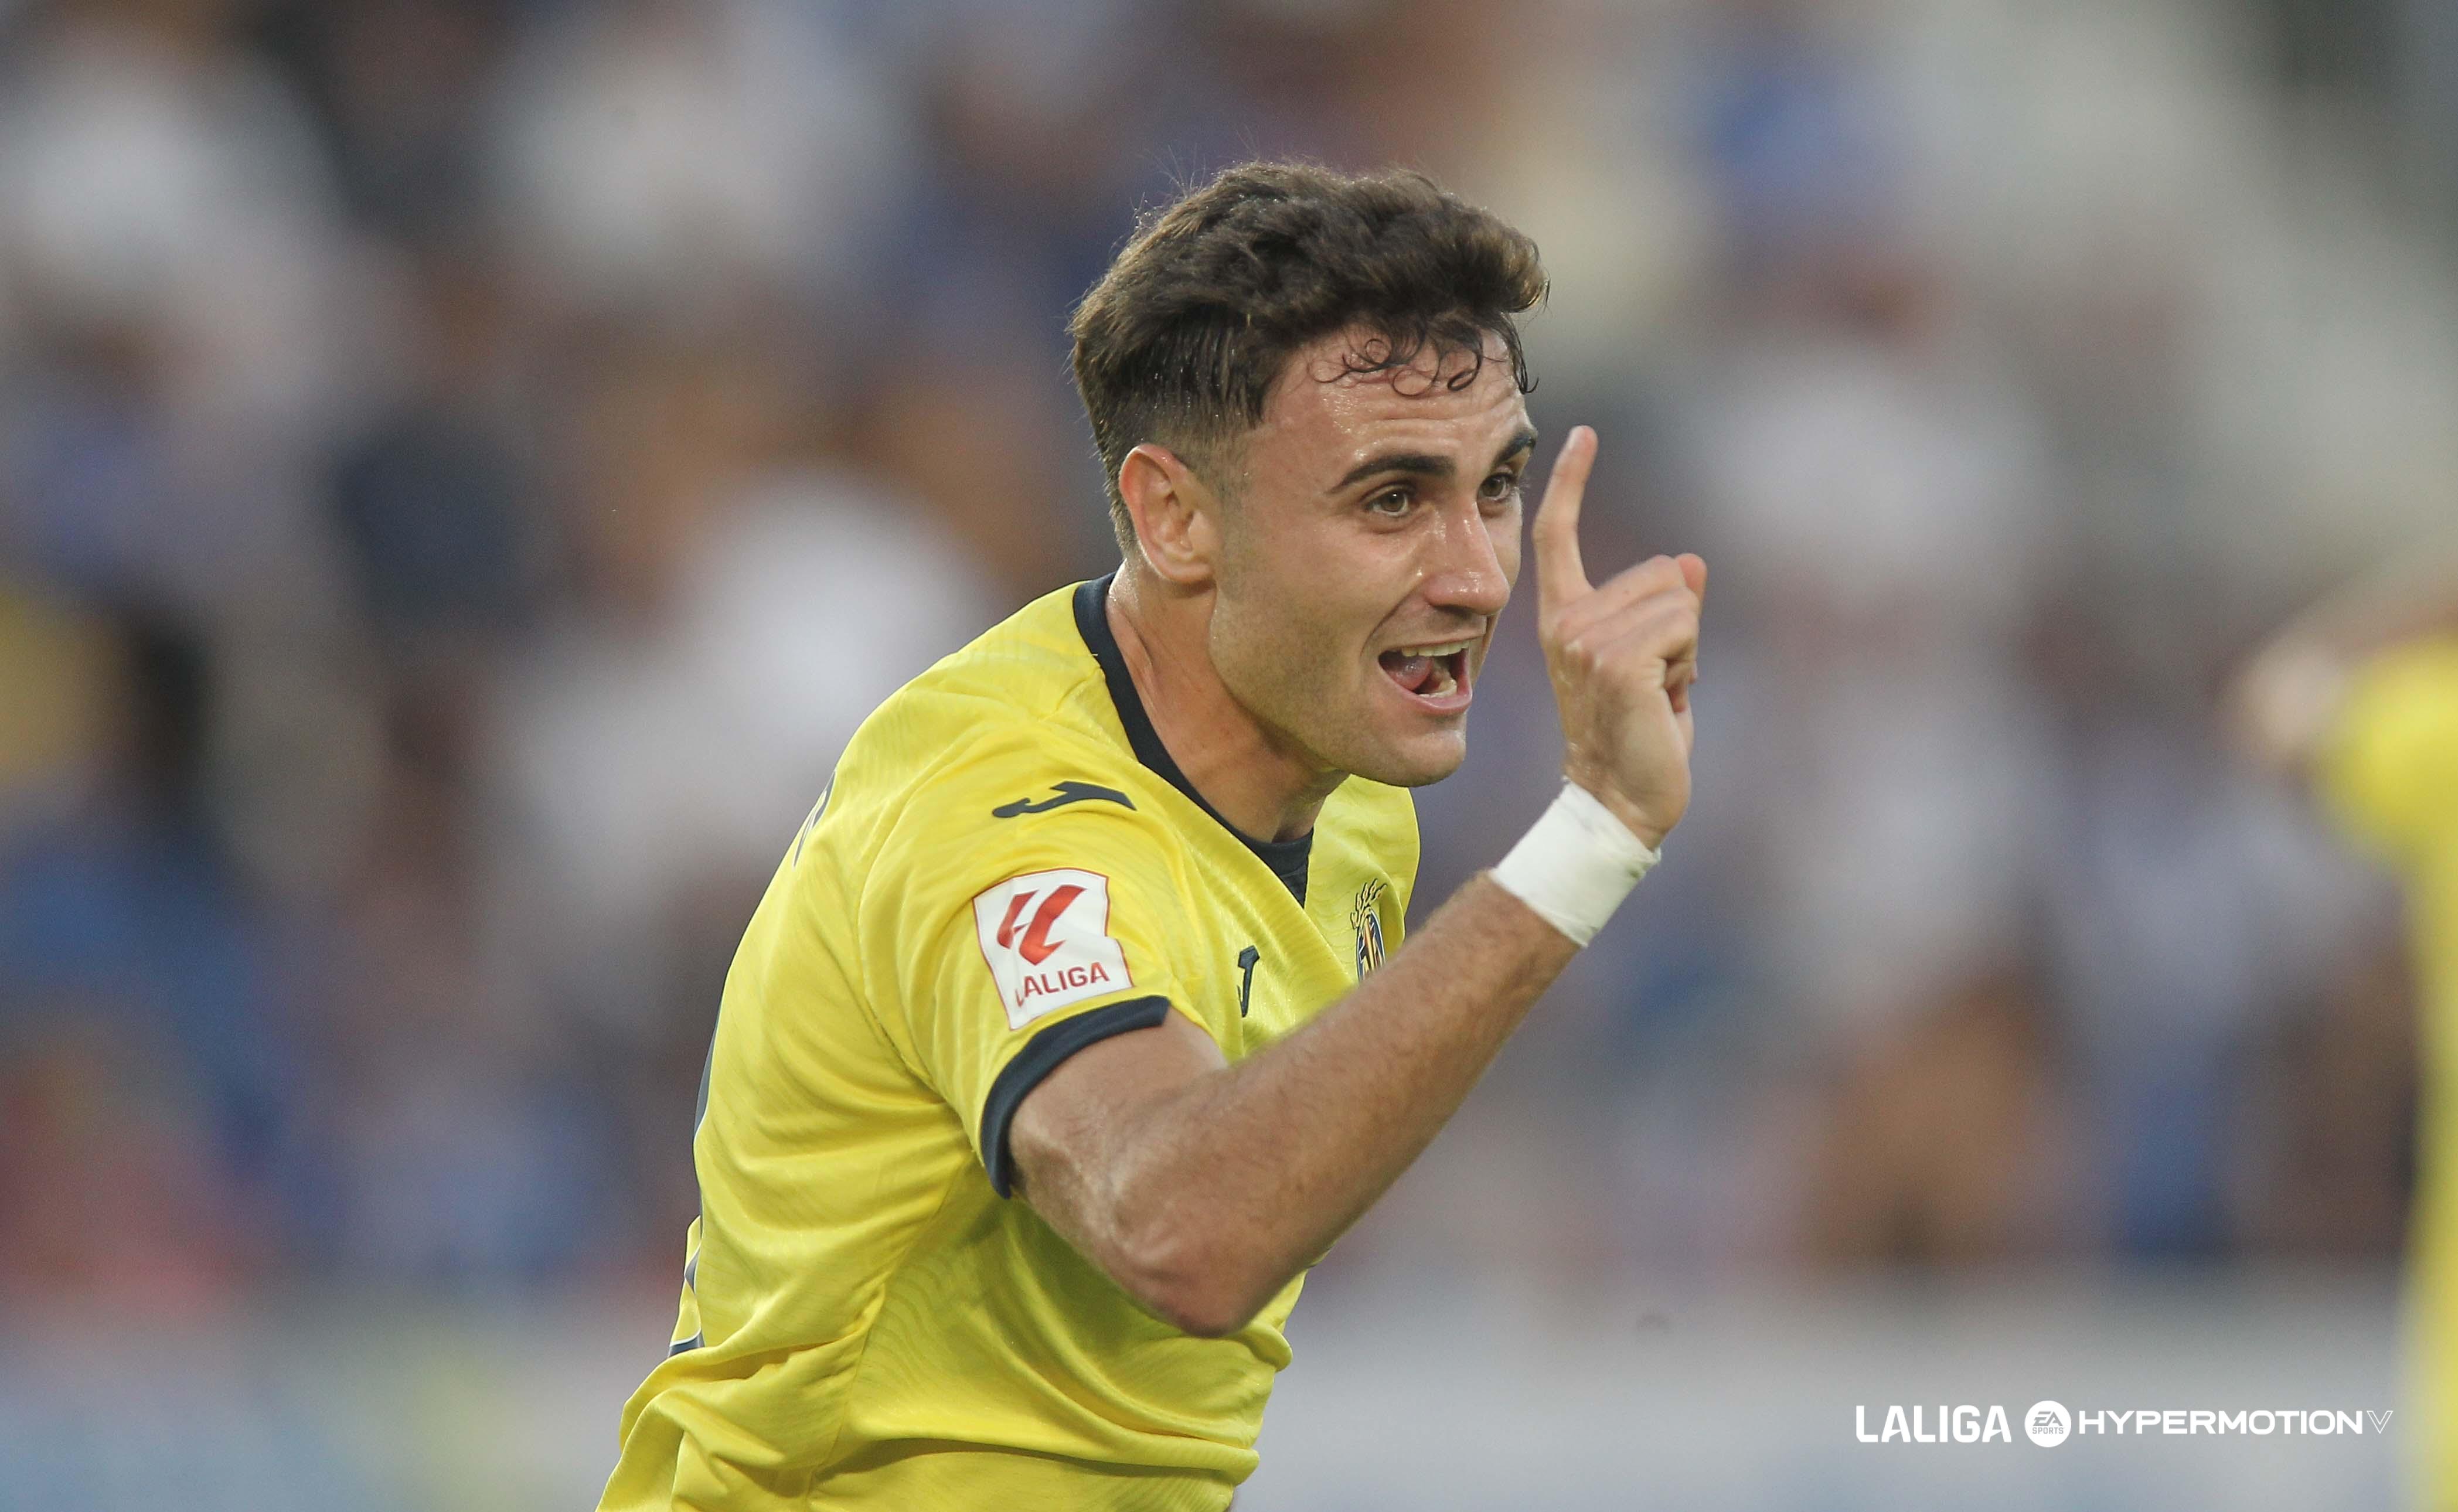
[598,575,1419,1511]
[2318,637,2458,1510]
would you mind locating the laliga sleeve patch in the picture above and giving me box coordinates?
[971,868,1134,1031]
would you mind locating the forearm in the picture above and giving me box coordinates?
[1107,874,1577,1329]
[1014,440,1701,1335]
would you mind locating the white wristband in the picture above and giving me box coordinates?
[1490,783,1661,946]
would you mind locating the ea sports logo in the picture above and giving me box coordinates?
[2025,1400,2071,1448]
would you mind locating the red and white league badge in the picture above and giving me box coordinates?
[972,868,1133,1030]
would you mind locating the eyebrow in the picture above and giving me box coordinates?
[1331,426,1540,493]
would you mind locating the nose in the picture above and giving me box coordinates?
[1419,502,1511,621]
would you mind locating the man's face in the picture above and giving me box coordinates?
[1204,328,1531,789]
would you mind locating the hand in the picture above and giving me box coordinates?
[1530,426,1705,850]
[2228,634,2348,780]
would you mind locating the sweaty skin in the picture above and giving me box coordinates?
[1010,329,1704,1336]
[1103,331,1534,842]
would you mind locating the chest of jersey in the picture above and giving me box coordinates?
[1177,816,1406,1059]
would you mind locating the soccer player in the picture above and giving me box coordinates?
[597,162,1707,1511]
[2233,558,2458,1512]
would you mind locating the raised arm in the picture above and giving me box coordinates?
[1009,428,1705,1336]
[2231,547,2458,780]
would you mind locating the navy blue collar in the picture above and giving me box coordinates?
[1073,574,1312,904]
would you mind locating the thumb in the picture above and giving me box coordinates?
[1676,553,1707,606]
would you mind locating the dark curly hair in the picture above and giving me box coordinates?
[1070,162,1548,550]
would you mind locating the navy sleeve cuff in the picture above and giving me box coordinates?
[979,995,1173,1198]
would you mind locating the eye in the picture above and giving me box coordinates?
[1366,486,1413,518]
[1479,471,1523,505]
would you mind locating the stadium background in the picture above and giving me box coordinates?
[0,0,2450,1506]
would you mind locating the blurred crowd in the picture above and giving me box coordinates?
[1,0,2451,1308]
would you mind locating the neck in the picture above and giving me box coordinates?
[1106,566,1343,843]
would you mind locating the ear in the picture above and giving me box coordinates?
[1117,443,1222,587]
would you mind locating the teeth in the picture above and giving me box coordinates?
[1395,641,1470,658]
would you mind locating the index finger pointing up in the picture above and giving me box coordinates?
[1533,424,1596,617]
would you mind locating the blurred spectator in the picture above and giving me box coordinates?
[326,241,543,663]
[491,326,996,1038]
[257,0,511,238]
[0,604,299,1299]
[489,0,910,325]
[1802,965,2081,1267]
[0,0,377,608]
[0,0,2450,1309]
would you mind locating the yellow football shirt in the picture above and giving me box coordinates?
[598,575,1418,1511]
[2317,637,2458,1511]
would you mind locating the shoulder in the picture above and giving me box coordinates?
[838,582,1095,760]
[1330,775,1418,841]
[1326,775,1420,874]
[2321,636,2458,857]
[826,585,1193,893]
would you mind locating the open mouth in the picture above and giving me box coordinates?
[1377,639,1473,710]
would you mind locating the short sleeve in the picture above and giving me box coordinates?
[2319,638,2458,867]
[860,779,1219,1197]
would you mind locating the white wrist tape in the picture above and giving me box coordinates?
[1490,783,1661,946]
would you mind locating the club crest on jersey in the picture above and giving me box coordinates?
[1351,878,1390,979]
[972,868,1132,1030]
